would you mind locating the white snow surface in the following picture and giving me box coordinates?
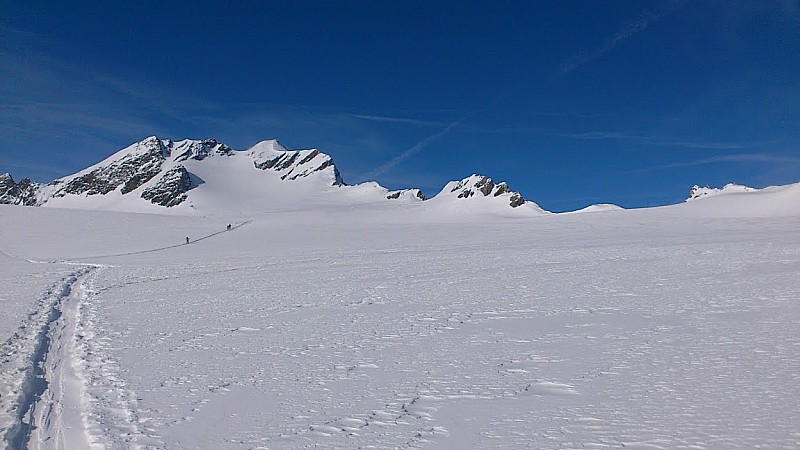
[564,203,624,214]
[1,182,800,449]
[686,183,758,202]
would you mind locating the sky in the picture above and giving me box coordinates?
[2,0,799,211]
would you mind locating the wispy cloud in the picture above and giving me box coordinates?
[351,114,448,127]
[561,0,687,73]
[629,153,800,173]
[0,51,190,141]
[555,130,751,150]
[362,121,461,180]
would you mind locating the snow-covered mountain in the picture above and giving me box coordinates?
[4,137,799,217]
[686,183,757,201]
[436,174,526,207]
[0,137,534,214]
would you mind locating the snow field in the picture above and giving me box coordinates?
[1,199,799,449]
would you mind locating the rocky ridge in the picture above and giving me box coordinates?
[0,174,39,206]
[140,165,195,207]
[386,189,426,201]
[1,136,532,212]
[442,174,526,208]
[686,183,757,201]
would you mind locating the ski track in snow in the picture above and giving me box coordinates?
[1,208,799,449]
[55,221,252,262]
[0,219,253,449]
[0,266,92,448]
[0,263,155,450]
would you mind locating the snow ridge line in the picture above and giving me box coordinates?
[0,267,92,449]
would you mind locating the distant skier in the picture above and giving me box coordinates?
[185,236,190,244]
[227,224,232,231]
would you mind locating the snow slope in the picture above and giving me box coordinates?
[1,182,799,449]
[686,182,758,201]
[563,203,624,214]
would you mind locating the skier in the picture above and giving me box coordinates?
[185,236,190,244]
[227,224,232,231]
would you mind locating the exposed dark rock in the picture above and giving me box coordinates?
[449,175,526,208]
[299,149,320,165]
[253,157,279,170]
[687,185,709,201]
[451,175,494,197]
[140,165,195,207]
[173,139,234,162]
[120,164,163,194]
[0,173,40,206]
[494,182,510,196]
[509,192,525,208]
[254,152,302,171]
[457,190,474,198]
[326,161,346,186]
[255,149,344,186]
[55,138,167,197]
[386,189,426,201]
[476,177,494,196]
[452,176,494,198]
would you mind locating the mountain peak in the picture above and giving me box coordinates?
[438,174,526,208]
[248,139,288,153]
[247,142,344,187]
[686,183,756,201]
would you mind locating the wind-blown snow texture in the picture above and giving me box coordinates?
[1,177,799,449]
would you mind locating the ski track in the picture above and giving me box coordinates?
[0,265,163,449]
[57,220,252,262]
[0,221,248,449]
[0,267,92,449]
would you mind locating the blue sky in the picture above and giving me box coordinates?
[2,0,799,211]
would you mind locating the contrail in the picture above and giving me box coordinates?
[626,153,800,174]
[561,0,687,73]
[351,114,447,127]
[363,120,461,180]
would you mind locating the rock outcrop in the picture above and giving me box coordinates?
[53,137,168,198]
[0,173,40,206]
[444,174,526,208]
[140,165,195,207]
[387,189,426,201]
[172,139,234,162]
[686,183,756,202]
[250,141,344,186]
